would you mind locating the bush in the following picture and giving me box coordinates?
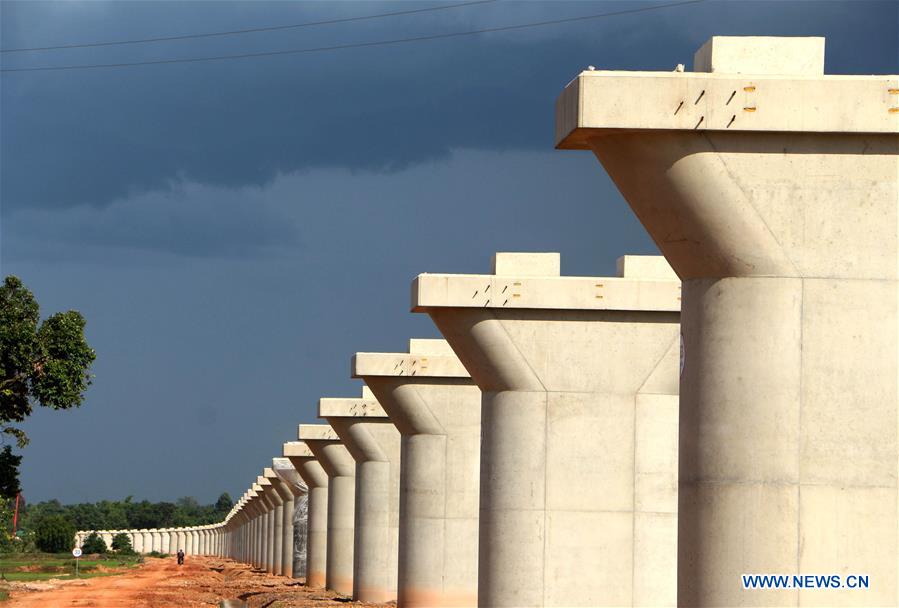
[80,531,106,554]
[111,532,133,554]
[34,515,75,553]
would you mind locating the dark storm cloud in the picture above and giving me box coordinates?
[2,0,895,217]
[6,178,300,258]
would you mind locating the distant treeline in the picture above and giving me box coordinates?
[20,493,234,532]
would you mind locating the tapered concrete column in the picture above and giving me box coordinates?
[128,530,141,554]
[321,389,401,603]
[301,424,356,596]
[249,486,264,567]
[261,470,286,574]
[557,36,899,608]
[140,530,152,554]
[148,530,159,553]
[272,457,305,579]
[159,530,169,553]
[413,253,681,607]
[256,476,277,571]
[100,530,114,550]
[354,339,481,607]
[286,441,328,586]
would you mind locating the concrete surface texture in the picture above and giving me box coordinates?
[300,423,356,596]
[285,440,329,587]
[353,338,481,607]
[413,252,681,607]
[556,35,898,607]
[320,388,402,603]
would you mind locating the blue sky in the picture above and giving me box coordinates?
[1,0,897,504]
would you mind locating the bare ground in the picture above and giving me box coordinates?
[3,556,392,608]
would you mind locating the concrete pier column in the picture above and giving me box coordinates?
[286,441,328,586]
[187,528,196,555]
[129,529,142,554]
[354,338,481,607]
[140,530,152,555]
[259,472,284,574]
[301,424,356,596]
[321,389,401,603]
[100,530,114,550]
[248,488,264,567]
[413,252,681,607]
[149,530,159,553]
[556,36,899,608]
[271,457,305,579]
[257,479,276,571]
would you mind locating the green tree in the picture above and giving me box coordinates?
[0,445,22,498]
[80,531,106,554]
[0,276,96,447]
[111,532,133,554]
[34,515,75,553]
[214,492,233,513]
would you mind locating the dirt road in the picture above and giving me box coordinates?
[5,556,389,608]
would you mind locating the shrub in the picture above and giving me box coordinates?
[80,531,107,554]
[34,515,75,553]
[111,532,134,554]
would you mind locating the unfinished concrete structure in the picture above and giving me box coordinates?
[272,456,305,578]
[353,339,481,607]
[285,440,329,587]
[320,389,402,603]
[301,424,356,596]
[413,253,681,607]
[556,36,899,607]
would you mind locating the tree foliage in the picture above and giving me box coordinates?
[0,446,22,499]
[80,531,106,554]
[111,532,133,554]
[0,276,96,447]
[20,494,232,534]
[34,515,75,553]
[214,492,233,513]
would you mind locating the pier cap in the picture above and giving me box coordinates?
[283,441,315,458]
[319,387,389,418]
[413,252,680,312]
[555,35,896,148]
[272,456,307,493]
[353,338,470,378]
[298,424,339,441]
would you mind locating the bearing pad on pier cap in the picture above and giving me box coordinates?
[412,252,681,607]
[556,35,898,607]
[353,338,480,608]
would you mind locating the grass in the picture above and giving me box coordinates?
[0,552,143,583]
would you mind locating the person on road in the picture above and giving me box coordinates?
[177,549,185,565]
